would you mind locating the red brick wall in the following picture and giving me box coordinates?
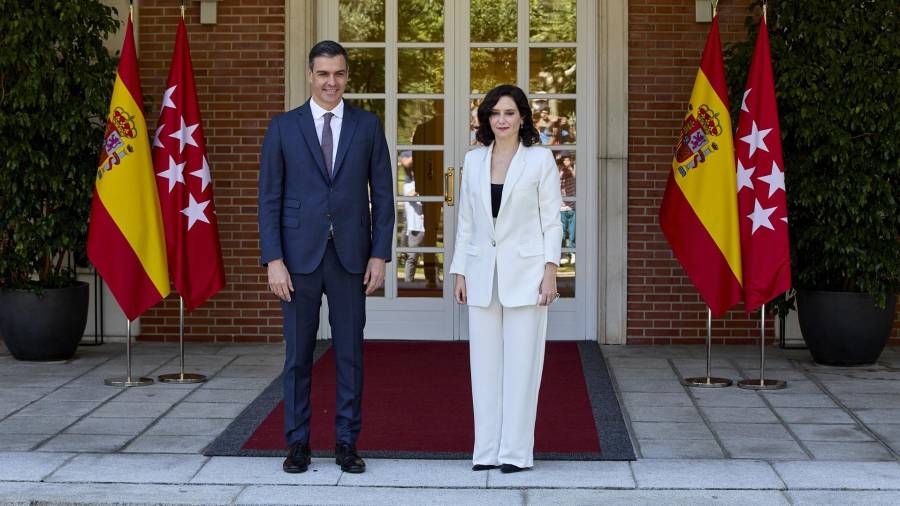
[138,1,285,342]
[627,0,899,345]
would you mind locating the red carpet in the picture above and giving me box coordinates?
[242,341,602,456]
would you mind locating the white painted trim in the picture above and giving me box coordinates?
[598,0,629,344]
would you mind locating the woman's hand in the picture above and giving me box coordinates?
[454,274,467,304]
[538,263,558,306]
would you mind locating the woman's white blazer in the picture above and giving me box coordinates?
[448,142,563,308]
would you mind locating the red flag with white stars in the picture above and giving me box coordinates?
[735,16,791,313]
[152,18,225,311]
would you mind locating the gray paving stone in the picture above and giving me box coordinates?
[0,415,80,435]
[632,459,785,489]
[774,461,900,490]
[37,434,131,452]
[631,422,714,440]
[822,381,900,395]
[144,417,232,436]
[47,454,208,484]
[691,389,768,407]
[804,442,895,461]
[64,416,157,436]
[192,456,341,486]
[529,489,790,505]
[486,461,634,489]
[0,434,47,451]
[112,385,197,404]
[40,386,121,402]
[167,402,248,419]
[621,392,693,407]
[615,378,687,393]
[214,365,281,378]
[230,355,286,366]
[184,388,261,404]
[853,408,900,425]
[787,490,900,505]
[773,407,856,424]
[338,459,487,488]
[868,423,900,440]
[835,393,900,409]
[637,439,725,459]
[0,451,74,481]
[90,401,173,418]
[626,406,703,423]
[16,400,102,417]
[606,357,672,369]
[236,485,524,505]
[610,367,679,380]
[200,377,274,390]
[753,381,822,394]
[720,438,809,460]
[762,394,839,408]
[123,435,215,454]
[701,407,779,423]
[790,424,874,442]
[0,481,242,505]
[711,423,794,440]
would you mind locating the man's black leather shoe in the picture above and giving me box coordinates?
[472,464,499,471]
[335,443,366,473]
[282,442,311,473]
[500,463,530,474]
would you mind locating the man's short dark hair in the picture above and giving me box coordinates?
[308,40,349,71]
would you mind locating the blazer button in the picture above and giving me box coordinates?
[491,240,496,247]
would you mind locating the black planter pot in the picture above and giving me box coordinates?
[797,289,897,366]
[0,282,89,361]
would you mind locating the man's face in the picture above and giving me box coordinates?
[308,55,348,109]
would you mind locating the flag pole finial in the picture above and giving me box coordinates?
[710,0,718,18]
[762,1,768,24]
[181,2,186,20]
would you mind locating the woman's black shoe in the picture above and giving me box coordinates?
[472,464,499,471]
[500,463,530,474]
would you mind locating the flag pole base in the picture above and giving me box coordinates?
[158,372,206,384]
[682,376,733,388]
[104,377,154,387]
[737,378,786,390]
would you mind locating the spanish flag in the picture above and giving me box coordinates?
[87,14,170,321]
[659,17,743,317]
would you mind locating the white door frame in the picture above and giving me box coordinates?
[285,0,628,343]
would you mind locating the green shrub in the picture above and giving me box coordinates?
[0,0,118,289]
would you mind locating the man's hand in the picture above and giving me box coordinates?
[363,257,386,295]
[267,259,294,302]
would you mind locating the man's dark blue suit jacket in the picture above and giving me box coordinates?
[258,100,394,273]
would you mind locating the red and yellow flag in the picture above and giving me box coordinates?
[659,17,743,317]
[87,14,170,321]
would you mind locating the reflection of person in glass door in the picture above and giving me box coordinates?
[449,85,563,474]
[400,151,425,282]
[558,152,576,264]
[411,102,443,288]
[258,41,394,475]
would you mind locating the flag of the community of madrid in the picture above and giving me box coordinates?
[735,15,791,312]
[87,14,170,321]
[152,18,225,311]
[659,16,743,317]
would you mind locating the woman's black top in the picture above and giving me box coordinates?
[491,184,503,218]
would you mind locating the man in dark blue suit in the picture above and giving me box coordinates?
[258,40,393,475]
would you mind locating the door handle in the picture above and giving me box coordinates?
[444,167,455,206]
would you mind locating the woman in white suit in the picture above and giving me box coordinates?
[449,84,562,473]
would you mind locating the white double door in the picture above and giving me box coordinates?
[314,0,596,341]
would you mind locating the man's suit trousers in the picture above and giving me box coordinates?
[281,239,366,446]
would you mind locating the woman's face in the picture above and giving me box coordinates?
[488,95,523,143]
